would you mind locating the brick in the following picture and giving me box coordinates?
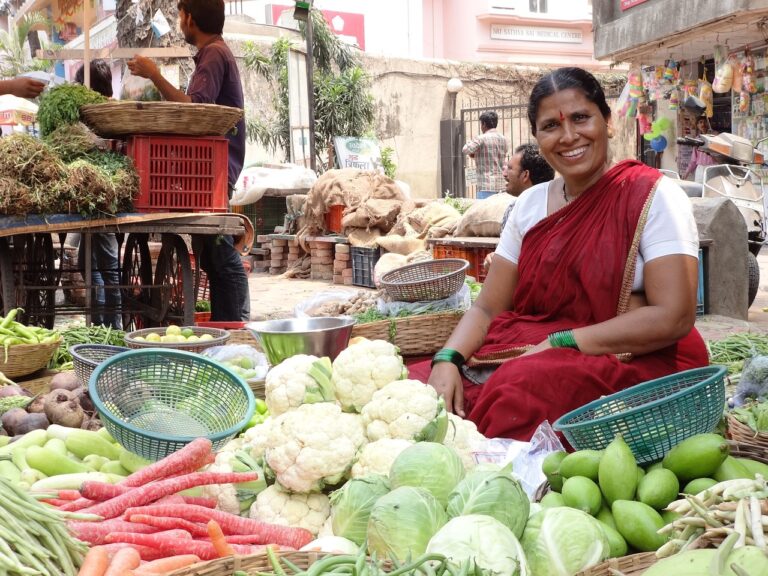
[334,260,348,272]
[256,235,270,244]
[270,258,285,267]
[269,267,285,275]
[288,246,301,254]
[312,249,333,257]
[335,253,351,262]
[333,276,344,285]
[311,257,334,265]
[343,277,354,285]
[342,268,354,278]
[335,244,350,254]
[272,239,288,247]
[270,247,285,255]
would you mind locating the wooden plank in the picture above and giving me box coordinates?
[37,47,192,60]
[426,236,500,248]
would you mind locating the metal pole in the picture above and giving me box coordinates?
[306,11,316,171]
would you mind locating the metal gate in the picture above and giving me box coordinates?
[459,99,532,198]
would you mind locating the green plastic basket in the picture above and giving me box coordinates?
[553,366,727,464]
[89,349,255,461]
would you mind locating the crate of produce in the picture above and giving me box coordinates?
[350,310,464,356]
[126,135,229,213]
[351,246,381,288]
[553,366,727,464]
[232,197,287,236]
[433,243,494,282]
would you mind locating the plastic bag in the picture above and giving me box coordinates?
[470,421,565,499]
[377,283,471,317]
[733,355,768,406]
[201,344,269,382]
[120,68,161,101]
[294,290,357,318]
[712,45,733,93]
[231,164,317,206]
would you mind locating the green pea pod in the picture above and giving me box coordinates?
[0,308,18,330]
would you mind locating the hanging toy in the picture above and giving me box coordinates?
[739,90,751,114]
[712,45,733,93]
[663,60,678,84]
[698,70,714,118]
[742,49,757,93]
[669,88,679,111]
[730,53,743,92]
[683,78,698,97]
[626,69,644,118]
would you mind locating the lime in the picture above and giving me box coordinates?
[146,332,161,342]
[199,334,214,341]
[186,335,200,342]
[239,357,255,370]
[166,325,182,336]
[181,328,195,339]
[255,398,268,415]
[133,336,146,342]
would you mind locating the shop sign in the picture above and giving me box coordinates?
[270,4,365,50]
[490,24,583,44]
[333,137,383,171]
[621,0,650,10]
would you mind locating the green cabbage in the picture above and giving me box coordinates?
[446,464,530,539]
[427,514,529,576]
[367,486,447,561]
[389,442,465,507]
[521,508,611,576]
[329,474,390,546]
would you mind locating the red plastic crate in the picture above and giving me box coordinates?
[433,244,494,282]
[127,135,229,213]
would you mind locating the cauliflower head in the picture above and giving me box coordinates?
[361,379,448,443]
[443,413,486,471]
[265,403,367,493]
[202,446,266,515]
[331,339,407,412]
[250,485,330,536]
[351,438,414,478]
[243,417,273,460]
[264,355,335,416]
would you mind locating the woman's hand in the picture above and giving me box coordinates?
[520,339,552,357]
[428,362,465,417]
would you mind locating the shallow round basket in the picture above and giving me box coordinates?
[124,327,230,354]
[553,366,727,464]
[70,344,129,386]
[89,349,255,461]
[380,258,469,302]
[574,552,657,576]
[165,551,336,576]
[0,338,61,379]
[246,316,355,366]
[727,413,768,451]
[80,101,243,137]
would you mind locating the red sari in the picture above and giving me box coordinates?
[409,160,708,440]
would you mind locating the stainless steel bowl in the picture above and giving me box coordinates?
[246,316,356,365]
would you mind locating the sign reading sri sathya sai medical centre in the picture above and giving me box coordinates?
[491,25,583,44]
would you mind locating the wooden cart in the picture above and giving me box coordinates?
[0,212,253,328]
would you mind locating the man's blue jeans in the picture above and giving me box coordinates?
[78,233,122,329]
[199,234,250,321]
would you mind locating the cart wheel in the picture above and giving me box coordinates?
[14,234,56,328]
[0,238,14,315]
[152,234,194,326]
[748,251,760,308]
[121,233,154,330]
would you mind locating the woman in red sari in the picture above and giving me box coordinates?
[411,67,709,441]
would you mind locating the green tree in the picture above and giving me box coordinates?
[244,8,374,171]
[0,12,54,78]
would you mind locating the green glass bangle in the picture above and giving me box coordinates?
[548,330,580,351]
[431,348,466,369]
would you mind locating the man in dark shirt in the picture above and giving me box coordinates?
[127,0,249,321]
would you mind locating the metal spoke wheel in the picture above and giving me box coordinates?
[0,238,14,316]
[748,251,760,308]
[121,233,154,330]
[152,234,194,326]
[13,234,56,328]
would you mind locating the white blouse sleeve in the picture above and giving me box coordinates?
[640,177,700,261]
[494,182,549,264]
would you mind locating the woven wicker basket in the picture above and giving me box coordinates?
[0,338,61,379]
[80,101,243,137]
[574,553,657,576]
[350,310,464,356]
[124,327,230,354]
[380,259,469,302]
[70,344,129,386]
[165,551,334,576]
[728,438,768,463]
[727,414,768,451]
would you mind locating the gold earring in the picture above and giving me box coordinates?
[607,126,615,139]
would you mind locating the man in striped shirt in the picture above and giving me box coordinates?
[462,111,509,196]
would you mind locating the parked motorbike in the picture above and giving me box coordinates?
[673,132,766,307]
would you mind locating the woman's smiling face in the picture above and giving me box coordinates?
[533,88,612,193]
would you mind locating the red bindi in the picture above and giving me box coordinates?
[559,111,565,121]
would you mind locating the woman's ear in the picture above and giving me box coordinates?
[606,116,615,139]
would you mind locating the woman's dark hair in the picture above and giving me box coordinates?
[177,0,225,35]
[479,110,499,130]
[74,59,112,97]
[527,67,611,135]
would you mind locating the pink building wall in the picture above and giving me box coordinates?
[424,0,612,70]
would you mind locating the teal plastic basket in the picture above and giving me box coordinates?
[89,349,255,461]
[553,366,727,464]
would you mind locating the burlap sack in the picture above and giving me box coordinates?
[347,228,381,248]
[376,235,427,256]
[373,252,408,287]
[455,193,515,237]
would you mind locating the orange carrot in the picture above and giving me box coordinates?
[207,520,235,557]
[132,555,201,575]
[103,547,141,576]
[77,545,110,576]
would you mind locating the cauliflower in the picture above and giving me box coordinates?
[250,485,330,536]
[202,443,267,515]
[264,403,367,493]
[243,417,273,460]
[351,438,414,478]
[443,413,486,471]
[331,339,408,412]
[265,355,334,416]
[361,379,448,443]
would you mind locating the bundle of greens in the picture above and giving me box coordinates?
[43,121,100,162]
[37,83,107,137]
[0,133,65,188]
